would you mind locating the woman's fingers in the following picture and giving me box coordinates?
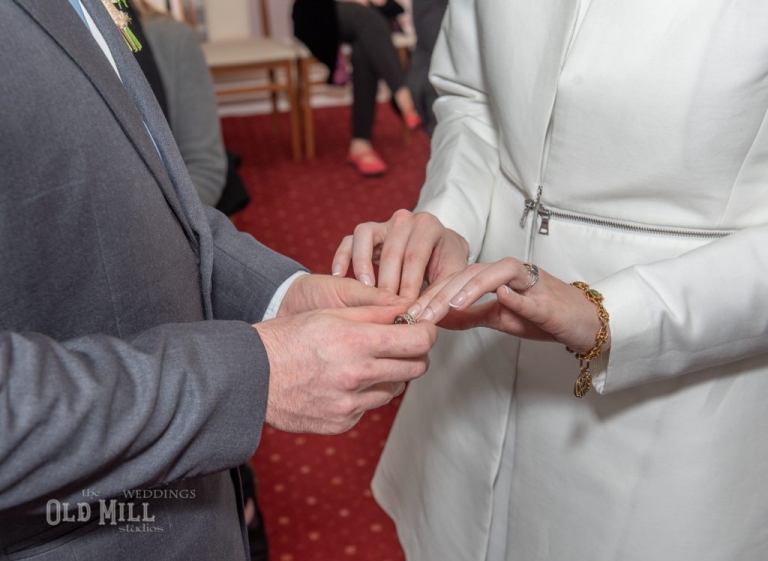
[333,210,468,300]
[412,258,531,324]
[349,222,386,286]
[376,216,416,294]
[332,235,354,278]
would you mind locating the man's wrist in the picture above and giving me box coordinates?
[264,271,307,321]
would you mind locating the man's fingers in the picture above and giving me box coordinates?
[329,304,408,324]
[358,355,431,387]
[334,278,410,308]
[357,382,407,409]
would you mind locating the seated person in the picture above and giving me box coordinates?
[129,0,229,208]
[293,0,422,176]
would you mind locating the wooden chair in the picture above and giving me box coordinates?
[175,0,304,161]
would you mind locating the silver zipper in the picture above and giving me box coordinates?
[519,185,544,228]
[537,205,732,239]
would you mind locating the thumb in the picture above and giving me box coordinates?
[330,305,409,325]
[339,280,412,308]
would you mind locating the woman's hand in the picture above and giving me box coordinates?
[408,257,611,354]
[332,209,470,300]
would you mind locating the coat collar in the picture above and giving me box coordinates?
[12,0,195,244]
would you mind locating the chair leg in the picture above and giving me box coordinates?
[299,57,316,160]
[397,46,409,70]
[286,62,303,162]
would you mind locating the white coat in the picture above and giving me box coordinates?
[372,1,768,560]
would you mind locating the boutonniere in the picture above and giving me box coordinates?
[101,0,142,53]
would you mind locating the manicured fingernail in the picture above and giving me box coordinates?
[449,291,467,308]
[331,264,342,276]
[419,308,434,322]
[407,304,421,318]
[359,274,373,287]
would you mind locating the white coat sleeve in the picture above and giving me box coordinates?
[592,223,768,393]
[413,0,500,263]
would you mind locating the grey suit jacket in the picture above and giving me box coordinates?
[0,1,303,559]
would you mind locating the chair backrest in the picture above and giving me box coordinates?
[257,0,271,36]
[173,0,296,42]
[168,0,197,26]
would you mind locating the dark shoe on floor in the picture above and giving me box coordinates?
[248,512,269,561]
[239,464,269,561]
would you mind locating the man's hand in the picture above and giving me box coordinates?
[277,274,408,317]
[255,305,437,434]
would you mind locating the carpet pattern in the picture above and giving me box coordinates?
[222,103,431,561]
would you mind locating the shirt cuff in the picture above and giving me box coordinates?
[262,271,307,321]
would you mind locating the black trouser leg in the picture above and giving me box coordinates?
[337,2,407,141]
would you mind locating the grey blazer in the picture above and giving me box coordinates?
[0,1,303,559]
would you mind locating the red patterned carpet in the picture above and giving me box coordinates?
[222,103,431,561]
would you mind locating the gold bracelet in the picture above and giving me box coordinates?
[566,282,610,398]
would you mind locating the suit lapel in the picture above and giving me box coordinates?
[12,0,195,246]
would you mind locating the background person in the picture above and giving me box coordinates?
[127,0,228,208]
[293,0,422,176]
[406,0,447,136]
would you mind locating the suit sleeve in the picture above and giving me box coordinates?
[205,206,307,324]
[0,319,269,515]
[413,0,500,262]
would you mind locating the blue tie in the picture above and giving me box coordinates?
[68,0,88,26]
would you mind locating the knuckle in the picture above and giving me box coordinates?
[429,292,451,309]
[336,393,358,418]
[402,250,426,267]
[414,211,436,226]
[353,222,374,237]
[500,256,518,269]
[391,208,413,222]
[340,369,363,392]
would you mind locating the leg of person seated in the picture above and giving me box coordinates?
[347,44,388,177]
[337,2,421,130]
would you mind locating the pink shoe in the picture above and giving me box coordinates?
[348,150,388,176]
[403,110,423,131]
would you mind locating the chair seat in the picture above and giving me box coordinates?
[291,39,313,60]
[202,38,299,68]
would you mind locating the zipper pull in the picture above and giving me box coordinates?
[538,207,551,235]
[519,199,536,228]
[519,185,544,228]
